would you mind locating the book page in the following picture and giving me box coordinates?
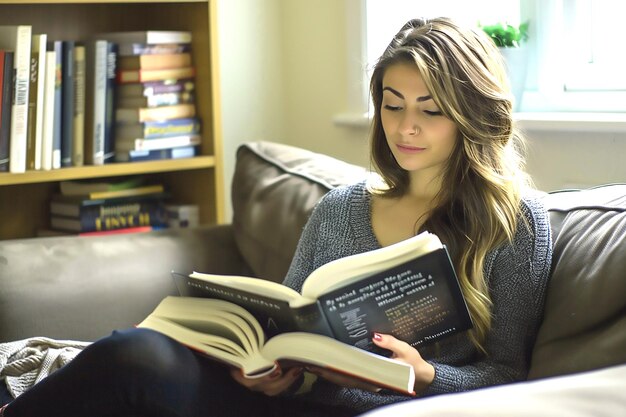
[301,231,442,299]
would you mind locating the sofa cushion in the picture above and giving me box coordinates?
[529,184,626,379]
[231,141,367,283]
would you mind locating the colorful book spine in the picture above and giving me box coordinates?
[72,45,85,167]
[115,145,198,163]
[115,118,200,140]
[51,40,63,169]
[40,50,56,171]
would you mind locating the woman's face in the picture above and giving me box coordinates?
[380,62,458,179]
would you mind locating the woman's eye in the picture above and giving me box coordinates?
[383,105,402,111]
[424,110,443,116]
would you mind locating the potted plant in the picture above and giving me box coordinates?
[480,22,530,111]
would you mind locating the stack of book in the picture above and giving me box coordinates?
[48,177,169,235]
[102,31,201,163]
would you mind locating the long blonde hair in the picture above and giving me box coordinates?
[369,17,530,353]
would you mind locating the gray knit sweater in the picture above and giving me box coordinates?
[282,181,552,414]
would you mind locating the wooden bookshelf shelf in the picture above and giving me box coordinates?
[0,0,225,240]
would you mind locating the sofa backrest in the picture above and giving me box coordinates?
[528,184,626,379]
[230,141,367,283]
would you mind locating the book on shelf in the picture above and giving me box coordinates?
[138,296,416,395]
[72,44,86,167]
[118,53,192,71]
[97,31,192,46]
[117,79,194,99]
[116,118,201,140]
[103,42,118,164]
[61,183,164,201]
[60,40,75,167]
[84,40,108,165]
[50,204,167,233]
[50,191,168,217]
[138,232,472,394]
[50,40,63,169]
[116,67,195,84]
[115,134,201,152]
[60,176,146,196]
[0,50,13,172]
[50,198,167,233]
[115,103,196,123]
[25,33,47,171]
[118,43,191,57]
[117,91,194,109]
[38,225,155,238]
[0,25,32,173]
[40,50,56,171]
[115,145,198,163]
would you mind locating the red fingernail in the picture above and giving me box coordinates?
[373,332,383,341]
[269,369,281,379]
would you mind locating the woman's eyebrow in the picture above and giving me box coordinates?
[382,86,432,102]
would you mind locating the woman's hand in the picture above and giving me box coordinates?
[372,332,435,392]
[230,365,304,397]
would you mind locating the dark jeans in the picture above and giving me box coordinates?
[2,328,355,417]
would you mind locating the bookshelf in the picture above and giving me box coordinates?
[0,0,225,240]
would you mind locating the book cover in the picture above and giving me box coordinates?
[50,202,167,233]
[118,53,192,71]
[138,296,417,395]
[72,45,85,167]
[115,118,201,140]
[115,103,196,124]
[25,33,47,171]
[98,31,192,46]
[172,232,473,355]
[116,67,195,84]
[117,79,194,98]
[60,40,75,167]
[0,51,13,172]
[40,50,56,171]
[84,40,108,166]
[103,42,117,163]
[115,145,198,163]
[51,40,63,169]
[115,134,201,152]
[0,25,32,173]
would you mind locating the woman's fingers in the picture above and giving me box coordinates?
[230,366,304,397]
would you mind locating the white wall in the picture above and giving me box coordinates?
[216,0,626,218]
[216,0,286,221]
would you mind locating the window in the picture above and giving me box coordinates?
[359,0,626,114]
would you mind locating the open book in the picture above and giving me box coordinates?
[138,231,472,394]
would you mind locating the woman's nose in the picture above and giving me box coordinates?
[399,112,420,136]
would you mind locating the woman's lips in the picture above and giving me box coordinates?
[396,144,426,154]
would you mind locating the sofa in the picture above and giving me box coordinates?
[1,141,625,414]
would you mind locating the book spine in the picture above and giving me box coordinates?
[0,51,14,172]
[40,50,56,171]
[119,134,200,152]
[9,26,32,173]
[25,34,45,170]
[103,42,117,163]
[33,34,47,170]
[72,45,85,167]
[51,41,63,169]
[89,40,108,165]
[81,203,167,232]
[291,302,336,338]
[116,145,198,163]
[60,40,75,167]
[116,67,195,84]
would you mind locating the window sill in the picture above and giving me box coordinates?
[333,112,626,133]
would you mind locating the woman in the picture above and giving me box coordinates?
[0,17,552,417]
